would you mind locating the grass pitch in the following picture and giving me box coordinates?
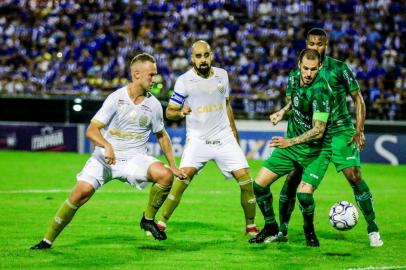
[0,151,405,270]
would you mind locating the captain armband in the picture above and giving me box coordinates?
[312,112,329,122]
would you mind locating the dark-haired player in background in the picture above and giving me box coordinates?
[277,28,383,247]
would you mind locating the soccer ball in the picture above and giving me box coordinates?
[329,201,359,231]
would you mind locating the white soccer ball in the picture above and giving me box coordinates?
[329,201,359,231]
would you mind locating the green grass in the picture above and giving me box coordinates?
[0,151,405,270]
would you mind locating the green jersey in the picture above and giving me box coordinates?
[286,71,334,155]
[319,56,359,132]
[287,56,359,134]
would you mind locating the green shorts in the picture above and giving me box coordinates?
[263,146,331,189]
[301,148,331,188]
[331,130,361,172]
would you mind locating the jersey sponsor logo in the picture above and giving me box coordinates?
[195,103,224,113]
[108,128,134,139]
[346,156,356,160]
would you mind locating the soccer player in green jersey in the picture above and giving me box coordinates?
[249,49,334,247]
[277,28,383,247]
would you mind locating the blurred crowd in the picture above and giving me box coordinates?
[0,0,405,120]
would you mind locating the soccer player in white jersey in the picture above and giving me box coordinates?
[31,53,186,249]
[156,40,259,236]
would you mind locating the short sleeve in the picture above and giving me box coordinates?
[169,78,187,107]
[152,102,164,133]
[92,94,116,127]
[224,71,230,98]
[312,81,333,119]
[341,63,360,93]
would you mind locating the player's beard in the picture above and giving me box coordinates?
[300,73,315,86]
[194,63,211,77]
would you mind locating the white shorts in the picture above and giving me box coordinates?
[76,153,160,190]
[180,134,249,179]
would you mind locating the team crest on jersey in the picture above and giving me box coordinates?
[128,110,137,120]
[293,96,299,107]
[139,115,149,127]
[217,82,225,94]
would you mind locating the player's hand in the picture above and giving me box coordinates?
[269,111,283,125]
[270,136,292,148]
[349,131,366,151]
[104,144,116,165]
[180,106,192,118]
[171,167,188,180]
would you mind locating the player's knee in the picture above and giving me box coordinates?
[70,184,94,206]
[343,167,362,184]
[154,166,174,186]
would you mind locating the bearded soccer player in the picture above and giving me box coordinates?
[156,40,259,236]
[249,49,334,247]
[277,28,383,247]
[31,53,187,249]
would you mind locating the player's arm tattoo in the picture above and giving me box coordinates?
[350,91,366,133]
[288,119,327,146]
[280,96,292,116]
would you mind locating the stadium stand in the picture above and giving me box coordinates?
[0,0,405,120]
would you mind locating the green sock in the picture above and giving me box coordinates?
[279,182,297,234]
[159,178,189,223]
[352,180,379,233]
[297,193,315,230]
[144,183,171,220]
[44,199,79,243]
[253,182,276,225]
[238,175,256,225]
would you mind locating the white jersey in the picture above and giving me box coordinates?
[92,86,164,160]
[169,67,233,140]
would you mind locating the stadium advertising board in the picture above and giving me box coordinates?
[146,128,406,165]
[0,123,77,152]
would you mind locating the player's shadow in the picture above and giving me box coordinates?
[137,221,240,252]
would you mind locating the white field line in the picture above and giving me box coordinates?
[347,266,406,270]
[0,189,228,194]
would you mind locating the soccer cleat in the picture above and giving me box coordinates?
[30,240,51,250]
[304,227,319,247]
[248,223,278,243]
[245,225,260,236]
[140,215,167,240]
[369,232,383,247]
[157,221,167,232]
[277,231,288,242]
[146,221,166,236]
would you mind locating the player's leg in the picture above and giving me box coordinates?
[158,167,197,229]
[31,181,95,249]
[296,182,319,247]
[297,150,330,247]
[341,166,383,247]
[140,162,175,240]
[332,131,382,246]
[144,162,174,220]
[248,167,280,243]
[232,168,258,235]
[158,137,206,230]
[278,167,302,240]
